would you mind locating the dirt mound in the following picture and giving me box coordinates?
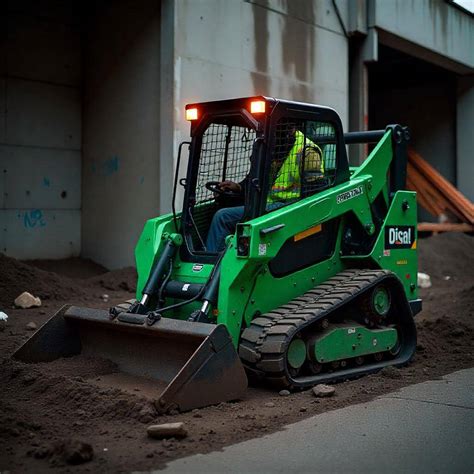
[24,257,108,279]
[0,254,137,308]
[0,254,87,307]
[418,233,473,281]
[88,267,137,293]
[0,357,157,426]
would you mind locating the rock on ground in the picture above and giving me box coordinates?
[37,440,94,465]
[312,384,336,398]
[147,422,188,439]
[26,321,37,331]
[417,272,432,289]
[14,291,41,309]
[279,390,290,397]
[60,440,94,465]
[0,311,7,331]
[380,366,402,379]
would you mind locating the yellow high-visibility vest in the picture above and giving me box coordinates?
[268,130,323,203]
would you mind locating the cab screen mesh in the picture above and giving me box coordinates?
[189,123,255,250]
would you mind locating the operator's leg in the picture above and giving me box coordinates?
[206,206,244,252]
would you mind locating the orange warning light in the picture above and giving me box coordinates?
[186,108,198,121]
[250,100,266,114]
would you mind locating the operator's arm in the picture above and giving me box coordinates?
[219,180,242,193]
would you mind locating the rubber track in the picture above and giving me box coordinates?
[239,269,416,389]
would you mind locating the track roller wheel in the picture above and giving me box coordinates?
[373,352,383,362]
[286,337,306,377]
[360,284,392,327]
[319,318,329,330]
[389,338,401,356]
[307,361,323,374]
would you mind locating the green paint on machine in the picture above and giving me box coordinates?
[287,338,306,369]
[311,326,398,363]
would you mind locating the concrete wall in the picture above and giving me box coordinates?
[371,0,474,73]
[456,76,474,202]
[171,0,350,202]
[0,1,82,259]
[81,0,161,269]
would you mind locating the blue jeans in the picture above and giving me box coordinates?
[205,202,286,253]
[206,206,244,252]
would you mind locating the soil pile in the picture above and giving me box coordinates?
[418,232,474,281]
[0,254,137,307]
[24,257,108,279]
[0,254,87,306]
[88,267,137,293]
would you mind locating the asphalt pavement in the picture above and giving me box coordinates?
[159,368,474,474]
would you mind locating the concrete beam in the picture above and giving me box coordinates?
[371,0,474,74]
[348,0,367,35]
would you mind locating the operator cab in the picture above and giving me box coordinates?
[177,97,349,262]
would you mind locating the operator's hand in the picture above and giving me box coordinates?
[218,181,241,193]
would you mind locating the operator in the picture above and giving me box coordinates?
[205,125,323,252]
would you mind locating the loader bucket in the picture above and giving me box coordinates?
[13,305,248,413]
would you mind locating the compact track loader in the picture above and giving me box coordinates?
[15,97,421,412]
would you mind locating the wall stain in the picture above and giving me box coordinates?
[250,0,270,94]
[281,0,316,84]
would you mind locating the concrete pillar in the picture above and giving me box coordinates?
[82,0,161,269]
[159,0,175,214]
[349,38,369,165]
[456,75,474,202]
[348,28,377,165]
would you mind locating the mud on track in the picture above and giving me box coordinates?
[0,233,473,472]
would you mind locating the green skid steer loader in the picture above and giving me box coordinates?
[14,97,420,413]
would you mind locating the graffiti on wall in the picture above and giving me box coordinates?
[18,209,47,228]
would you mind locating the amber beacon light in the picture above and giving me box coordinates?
[186,108,198,121]
[250,100,265,114]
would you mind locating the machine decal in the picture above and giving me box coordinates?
[258,243,267,256]
[385,226,416,249]
[336,186,363,204]
[192,264,203,272]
